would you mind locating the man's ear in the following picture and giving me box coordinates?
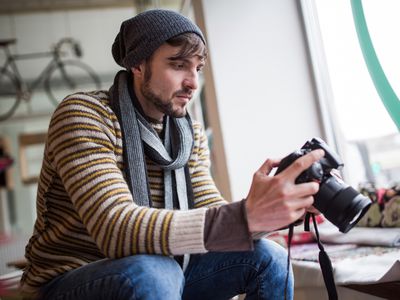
[131,63,144,79]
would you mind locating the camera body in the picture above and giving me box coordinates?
[276,137,371,233]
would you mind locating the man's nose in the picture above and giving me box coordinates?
[183,71,199,91]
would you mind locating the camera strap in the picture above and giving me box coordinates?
[285,213,338,300]
[306,213,338,300]
[284,224,294,300]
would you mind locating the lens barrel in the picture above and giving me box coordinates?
[314,177,371,233]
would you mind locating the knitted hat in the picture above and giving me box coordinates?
[112,9,205,69]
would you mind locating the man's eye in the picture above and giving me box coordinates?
[172,63,184,69]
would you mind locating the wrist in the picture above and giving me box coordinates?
[243,198,255,233]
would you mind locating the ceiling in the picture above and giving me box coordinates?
[0,0,184,14]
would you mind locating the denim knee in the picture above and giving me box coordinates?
[121,255,185,300]
[252,239,293,298]
[254,239,291,275]
[255,239,288,268]
[42,255,186,300]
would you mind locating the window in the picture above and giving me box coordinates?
[302,0,400,188]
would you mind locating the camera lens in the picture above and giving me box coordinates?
[314,177,371,233]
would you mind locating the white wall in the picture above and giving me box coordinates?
[201,0,323,200]
[0,7,135,80]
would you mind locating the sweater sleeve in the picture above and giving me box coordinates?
[47,94,207,258]
[204,199,254,251]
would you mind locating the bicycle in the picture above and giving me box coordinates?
[0,37,101,121]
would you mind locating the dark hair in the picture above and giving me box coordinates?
[166,32,207,60]
[143,32,207,82]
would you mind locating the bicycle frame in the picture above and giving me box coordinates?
[0,46,62,97]
[0,38,100,120]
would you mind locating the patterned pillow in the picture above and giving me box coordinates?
[357,183,400,227]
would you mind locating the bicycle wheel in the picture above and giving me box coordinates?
[0,70,21,121]
[44,60,101,106]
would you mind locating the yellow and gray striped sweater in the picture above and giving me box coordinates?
[21,91,227,295]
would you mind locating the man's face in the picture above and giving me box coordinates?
[134,43,205,120]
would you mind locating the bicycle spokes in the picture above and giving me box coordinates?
[45,60,101,106]
[0,70,21,121]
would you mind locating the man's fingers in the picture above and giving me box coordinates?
[258,158,281,175]
[306,206,321,215]
[282,149,324,180]
[292,208,307,222]
[294,181,320,198]
[290,195,314,211]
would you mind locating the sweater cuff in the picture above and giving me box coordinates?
[204,199,254,252]
[169,209,208,255]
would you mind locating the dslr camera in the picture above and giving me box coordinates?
[276,137,371,233]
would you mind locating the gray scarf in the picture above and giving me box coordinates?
[109,70,195,211]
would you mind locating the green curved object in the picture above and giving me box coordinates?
[351,0,400,130]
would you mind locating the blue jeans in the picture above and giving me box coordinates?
[40,239,293,300]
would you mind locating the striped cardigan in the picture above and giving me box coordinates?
[20,91,227,295]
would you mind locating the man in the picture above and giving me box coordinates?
[21,9,323,300]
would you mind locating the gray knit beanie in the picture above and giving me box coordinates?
[112,9,205,69]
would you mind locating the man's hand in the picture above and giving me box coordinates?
[245,149,325,233]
